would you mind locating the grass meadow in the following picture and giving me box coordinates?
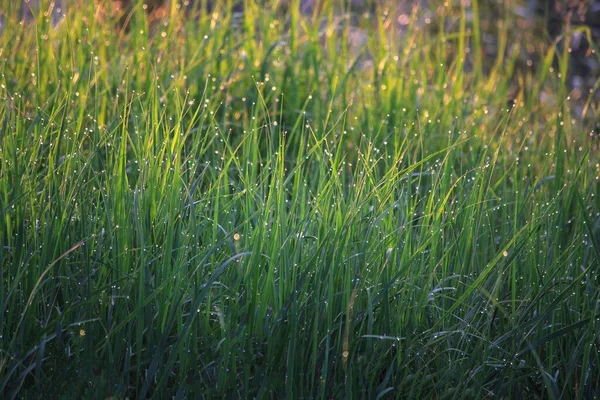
[1,0,600,398]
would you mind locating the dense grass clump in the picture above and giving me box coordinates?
[1,0,599,398]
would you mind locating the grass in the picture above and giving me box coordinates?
[1,0,599,398]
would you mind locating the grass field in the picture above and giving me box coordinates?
[1,0,599,398]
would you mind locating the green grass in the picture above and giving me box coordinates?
[1,0,599,398]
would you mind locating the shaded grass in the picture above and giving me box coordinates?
[1,0,599,398]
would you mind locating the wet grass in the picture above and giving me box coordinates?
[1,0,599,398]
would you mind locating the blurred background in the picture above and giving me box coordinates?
[4,0,600,119]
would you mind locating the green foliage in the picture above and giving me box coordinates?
[0,0,599,398]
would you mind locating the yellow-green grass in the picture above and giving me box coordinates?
[0,0,599,398]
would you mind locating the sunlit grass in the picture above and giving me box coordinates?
[1,0,599,398]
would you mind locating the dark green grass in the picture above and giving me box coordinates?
[1,0,599,398]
